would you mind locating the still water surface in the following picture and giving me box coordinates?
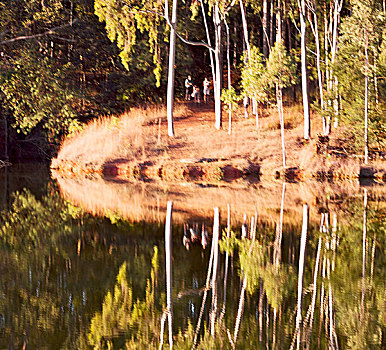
[0,164,385,349]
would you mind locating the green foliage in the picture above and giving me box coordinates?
[240,46,268,103]
[221,86,242,113]
[265,42,297,89]
[0,56,79,139]
[240,43,296,106]
[335,0,386,152]
[94,0,163,87]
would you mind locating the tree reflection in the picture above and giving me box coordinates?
[0,184,384,349]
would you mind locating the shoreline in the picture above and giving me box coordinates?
[51,103,386,185]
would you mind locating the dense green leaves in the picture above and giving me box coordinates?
[335,0,386,151]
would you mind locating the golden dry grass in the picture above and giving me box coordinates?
[53,104,189,168]
[53,102,386,180]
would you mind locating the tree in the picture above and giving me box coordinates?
[265,42,296,168]
[240,46,267,130]
[335,0,386,157]
[298,0,311,140]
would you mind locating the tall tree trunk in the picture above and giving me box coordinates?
[240,0,257,120]
[263,0,269,58]
[214,5,222,130]
[233,25,238,68]
[276,0,282,42]
[364,30,369,164]
[300,0,311,140]
[270,0,274,46]
[331,0,343,129]
[165,201,173,349]
[308,1,325,134]
[276,83,286,168]
[324,5,331,134]
[224,19,232,135]
[200,0,216,97]
[166,0,177,137]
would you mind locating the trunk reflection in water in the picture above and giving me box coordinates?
[0,168,385,349]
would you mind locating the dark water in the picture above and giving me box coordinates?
[0,165,385,349]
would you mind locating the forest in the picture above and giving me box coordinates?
[0,0,385,164]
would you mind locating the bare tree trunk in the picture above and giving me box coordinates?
[200,0,216,97]
[224,19,232,135]
[296,204,309,349]
[240,0,251,57]
[300,0,311,140]
[165,201,173,349]
[276,0,282,42]
[263,0,269,58]
[276,84,286,168]
[364,30,369,164]
[166,0,177,137]
[240,0,257,121]
[214,5,222,130]
[308,1,325,134]
[331,0,343,128]
[324,5,331,134]
[270,0,274,46]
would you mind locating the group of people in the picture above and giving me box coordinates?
[184,75,211,104]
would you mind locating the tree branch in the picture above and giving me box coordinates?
[122,1,215,52]
[0,20,78,45]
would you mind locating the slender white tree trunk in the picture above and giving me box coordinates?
[270,0,274,46]
[324,6,331,134]
[214,5,222,130]
[300,0,311,140]
[165,201,173,348]
[263,0,269,58]
[276,84,286,168]
[200,0,216,96]
[309,1,325,134]
[166,0,178,137]
[224,19,232,135]
[364,30,369,164]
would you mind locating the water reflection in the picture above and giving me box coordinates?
[0,168,385,349]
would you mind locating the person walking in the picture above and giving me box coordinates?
[243,95,250,118]
[203,77,210,103]
[185,75,193,100]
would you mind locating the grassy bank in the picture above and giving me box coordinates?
[51,103,386,183]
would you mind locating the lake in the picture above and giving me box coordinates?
[0,164,385,349]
